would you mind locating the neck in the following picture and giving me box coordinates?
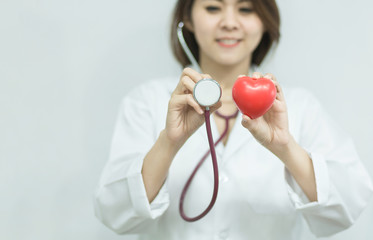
[200,59,251,90]
[199,58,252,115]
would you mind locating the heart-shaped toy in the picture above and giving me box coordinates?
[232,76,277,119]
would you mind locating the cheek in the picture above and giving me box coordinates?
[245,17,264,38]
[191,10,217,42]
[194,23,214,46]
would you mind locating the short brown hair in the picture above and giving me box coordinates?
[170,0,281,67]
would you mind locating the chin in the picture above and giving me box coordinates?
[215,57,249,68]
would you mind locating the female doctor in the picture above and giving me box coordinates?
[94,0,373,239]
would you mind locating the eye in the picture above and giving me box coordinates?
[206,6,220,12]
[239,7,253,13]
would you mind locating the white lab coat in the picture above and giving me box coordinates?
[94,77,373,240]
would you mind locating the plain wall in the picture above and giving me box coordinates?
[1,0,372,239]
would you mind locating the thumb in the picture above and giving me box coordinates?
[241,114,260,132]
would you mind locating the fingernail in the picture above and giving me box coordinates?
[242,116,248,123]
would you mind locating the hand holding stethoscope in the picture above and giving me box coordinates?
[165,68,222,148]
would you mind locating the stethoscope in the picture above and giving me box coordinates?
[177,22,238,222]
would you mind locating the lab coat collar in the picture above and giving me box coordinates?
[223,111,254,159]
[198,111,254,162]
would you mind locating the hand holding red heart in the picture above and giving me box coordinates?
[233,72,292,152]
[232,75,276,119]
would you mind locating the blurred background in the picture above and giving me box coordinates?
[1,0,372,239]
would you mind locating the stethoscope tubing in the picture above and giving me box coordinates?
[177,22,201,73]
[179,109,219,222]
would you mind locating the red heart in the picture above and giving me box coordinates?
[232,76,276,119]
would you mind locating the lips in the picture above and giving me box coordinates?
[216,38,241,48]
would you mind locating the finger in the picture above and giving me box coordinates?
[178,69,212,95]
[252,72,263,78]
[274,82,285,101]
[200,73,212,81]
[186,94,204,114]
[263,73,277,82]
[263,73,276,91]
[172,94,204,114]
[263,73,284,100]
[241,114,268,143]
[241,114,259,131]
[178,75,196,94]
[181,67,205,83]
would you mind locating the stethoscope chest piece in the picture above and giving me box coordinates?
[193,78,222,108]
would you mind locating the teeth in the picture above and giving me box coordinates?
[219,39,238,44]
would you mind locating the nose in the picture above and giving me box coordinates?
[220,8,239,31]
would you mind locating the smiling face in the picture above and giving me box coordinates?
[187,0,264,69]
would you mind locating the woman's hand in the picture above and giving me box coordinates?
[240,72,317,201]
[165,68,222,147]
[241,72,291,154]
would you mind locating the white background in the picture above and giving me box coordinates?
[1,0,372,239]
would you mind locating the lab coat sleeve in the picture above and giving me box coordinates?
[93,83,170,234]
[284,89,373,237]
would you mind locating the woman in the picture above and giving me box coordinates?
[94,0,373,239]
